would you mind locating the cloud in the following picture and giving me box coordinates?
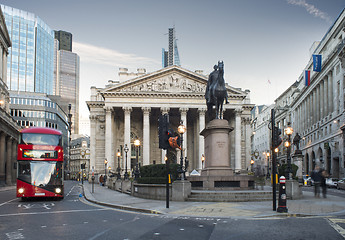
[287,0,332,23]
[73,42,160,69]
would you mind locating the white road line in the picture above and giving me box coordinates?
[0,208,108,217]
[327,218,345,239]
[0,198,17,207]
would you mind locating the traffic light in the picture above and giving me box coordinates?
[159,114,170,149]
[273,126,282,148]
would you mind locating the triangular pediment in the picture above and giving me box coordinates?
[102,65,247,97]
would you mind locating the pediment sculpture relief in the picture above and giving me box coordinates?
[120,73,207,93]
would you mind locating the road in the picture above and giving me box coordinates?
[1,181,345,240]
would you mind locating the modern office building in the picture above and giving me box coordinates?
[1,5,78,135]
[162,27,180,68]
[53,46,80,134]
[0,6,20,185]
[54,30,72,52]
[1,5,54,94]
[9,91,69,158]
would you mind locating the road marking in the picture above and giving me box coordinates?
[327,218,345,238]
[0,198,17,207]
[329,218,345,224]
[0,208,108,217]
[5,231,24,239]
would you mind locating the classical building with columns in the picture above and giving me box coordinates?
[251,8,345,179]
[87,65,254,176]
[0,7,20,185]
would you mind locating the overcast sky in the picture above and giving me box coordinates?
[2,0,345,122]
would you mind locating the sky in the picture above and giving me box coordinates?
[2,0,345,125]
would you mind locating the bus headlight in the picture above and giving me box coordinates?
[55,188,62,194]
[18,188,24,194]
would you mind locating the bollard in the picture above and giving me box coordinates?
[277,176,288,213]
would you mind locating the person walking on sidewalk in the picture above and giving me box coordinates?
[321,169,329,198]
[99,175,104,186]
[311,165,322,197]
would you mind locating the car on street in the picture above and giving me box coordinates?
[302,175,313,186]
[337,178,345,190]
[325,178,338,188]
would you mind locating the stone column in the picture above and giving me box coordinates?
[89,115,96,175]
[160,107,170,163]
[316,85,320,122]
[6,137,12,185]
[320,81,324,119]
[328,72,333,114]
[198,108,206,171]
[324,78,328,117]
[313,89,317,124]
[235,108,242,173]
[105,107,114,170]
[123,107,132,171]
[11,140,17,183]
[142,107,151,166]
[180,107,188,160]
[0,133,6,183]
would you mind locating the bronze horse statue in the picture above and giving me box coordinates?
[205,61,229,119]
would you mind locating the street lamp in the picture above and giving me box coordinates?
[266,152,270,179]
[117,149,121,180]
[134,139,140,180]
[284,124,293,180]
[124,144,129,180]
[104,159,108,186]
[250,159,255,173]
[201,154,205,169]
[67,104,72,180]
[177,121,186,180]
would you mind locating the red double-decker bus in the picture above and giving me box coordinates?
[17,127,64,200]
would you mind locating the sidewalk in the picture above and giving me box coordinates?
[82,182,345,219]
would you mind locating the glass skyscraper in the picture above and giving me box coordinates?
[1,5,54,94]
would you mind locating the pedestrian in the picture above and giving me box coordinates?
[99,175,103,186]
[321,169,329,198]
[311,165,322,197]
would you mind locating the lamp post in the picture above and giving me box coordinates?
[134,139,140,180]
[177,121,186,180]
[104,159,108,186]
[250,159,254,173]
[67,104,72,180]
[124,144,129,180]
[201,154,205,169]
[266,152,270,179]
[284,124,293,180]
[116,149,121,180]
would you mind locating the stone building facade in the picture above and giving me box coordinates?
[87,65,254,176]
[0,7,19,185]
[252,9,345,179]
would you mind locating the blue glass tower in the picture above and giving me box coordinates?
[1,5,54,94]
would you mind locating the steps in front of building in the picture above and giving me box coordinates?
[187,190,274,202]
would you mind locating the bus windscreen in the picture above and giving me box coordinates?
[21,133,62,146]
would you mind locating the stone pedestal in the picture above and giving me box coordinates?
[188,119,254,190]
[121,179,132,193]
[172,180,191,201]
[292,152,303,180]
[286,180,302,199]
[200,119,233,176]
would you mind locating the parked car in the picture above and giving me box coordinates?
[302,175,313,186]
[337,178,345,190]
[325,178,338,188]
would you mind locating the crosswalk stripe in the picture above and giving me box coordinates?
[327,218,345,238]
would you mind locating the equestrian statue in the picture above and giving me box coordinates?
[205,61,229,119]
